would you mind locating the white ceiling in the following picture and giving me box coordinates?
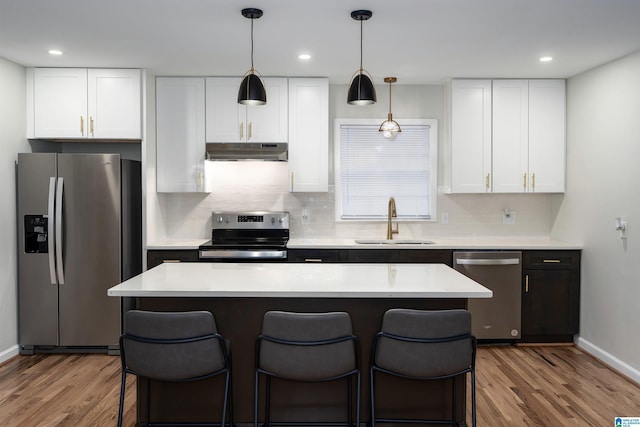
[2,0,640,85]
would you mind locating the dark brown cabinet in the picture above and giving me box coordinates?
[521,250,581,342]
[287,249,347,263]
[147,249,199,269]
[287,248,452,266]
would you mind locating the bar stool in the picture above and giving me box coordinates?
[370,308,477,427]
[254,311,360,427]
[118,310,233,427]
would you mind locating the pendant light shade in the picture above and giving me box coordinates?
[347,10,376,105]
[238,8,267,106]
[379,77,401,139]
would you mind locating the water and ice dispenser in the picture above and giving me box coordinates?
[24,214,48,253]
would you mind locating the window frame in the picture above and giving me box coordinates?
[333,118,438,222]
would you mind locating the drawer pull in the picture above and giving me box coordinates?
[304,258,324,262]
[543,259,561,263]
[162,259,182,263]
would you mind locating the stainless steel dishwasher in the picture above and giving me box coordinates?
[453,251,522,341]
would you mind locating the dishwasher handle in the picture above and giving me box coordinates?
[455,258,520,266]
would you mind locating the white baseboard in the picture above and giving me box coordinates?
[0,345,19,365]
[576,336,640,384]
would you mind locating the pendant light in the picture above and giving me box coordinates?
[379,77,401,139]
[238,8,267,106]
[347,10,377,105]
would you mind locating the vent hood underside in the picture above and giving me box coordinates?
[206,142,288,161]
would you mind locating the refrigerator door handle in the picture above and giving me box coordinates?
[55,177,65,285]
[48,177,57,285]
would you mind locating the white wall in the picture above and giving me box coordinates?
[551,51,640,379]
[150,83,553,242]
[0,57,29,362]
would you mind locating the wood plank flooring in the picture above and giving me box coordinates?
[0,345,639,426]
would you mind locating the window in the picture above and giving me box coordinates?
[334,118,437,221]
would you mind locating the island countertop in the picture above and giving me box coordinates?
[108,262,492,299]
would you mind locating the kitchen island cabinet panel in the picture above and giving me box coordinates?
[521,250,580,342]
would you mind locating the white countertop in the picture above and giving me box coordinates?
[108,262,493,299]
[287,237,582,250]
[146,237,581,250]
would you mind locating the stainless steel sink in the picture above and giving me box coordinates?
[354,239,436,245]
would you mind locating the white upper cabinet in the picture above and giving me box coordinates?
[451,78,566,193]
[205,77,288,143]
[527,79,566,193]
[451,79,492,193]
[492,79,530,192]
[288,78,329,192]
[156,77,209,193]
[29,68,141,140]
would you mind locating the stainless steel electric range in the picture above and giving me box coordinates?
[198,211,290,261]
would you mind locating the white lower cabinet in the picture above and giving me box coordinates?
[288,78,329,192]
[451,78,565,193]
[156,77,209,193]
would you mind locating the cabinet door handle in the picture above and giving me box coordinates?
[525,274,529,293]
[90,116,94,137]
[486,174,490,191]
[162,259,181,263]
[304,258,323,263]
[532,173,536,191]
[249,122,253,139]
[80,116,84,136]
[523,173,527,191]
[240,122,244,140]
[290,172,294,192]
[543,259,561,263]
[198,171,204,190]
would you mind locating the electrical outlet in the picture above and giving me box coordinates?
[441,212,449,224]
[502,209,516,225]
[301,208,310,225]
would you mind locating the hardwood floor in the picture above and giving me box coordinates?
[0,345,639,426]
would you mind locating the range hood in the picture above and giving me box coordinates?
[206,142,288,161]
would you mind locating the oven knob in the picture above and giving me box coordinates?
[216,217,223,223]
[270,217,276,224]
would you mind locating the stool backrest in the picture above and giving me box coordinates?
[258,311,357,381]
[121,310,226,381]
[374,309,474,378]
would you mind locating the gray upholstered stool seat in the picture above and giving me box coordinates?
[254,310,360,427]
[118,310,233,427]
[370,308,476,427]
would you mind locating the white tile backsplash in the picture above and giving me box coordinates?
[154,162,553,241]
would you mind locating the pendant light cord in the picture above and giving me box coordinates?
[250,18,255,71]
[359,20,363,71]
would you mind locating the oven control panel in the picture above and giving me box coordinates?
[212,211,289,229]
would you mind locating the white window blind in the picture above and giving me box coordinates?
[338,123,434,220]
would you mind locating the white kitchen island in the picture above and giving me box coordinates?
[109,262,491,427]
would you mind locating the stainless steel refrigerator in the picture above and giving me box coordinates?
[17,153,141,354]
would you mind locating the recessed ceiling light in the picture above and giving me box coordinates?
[539,56,553,62]
[298,54,311,60]
[48,50,63,55]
